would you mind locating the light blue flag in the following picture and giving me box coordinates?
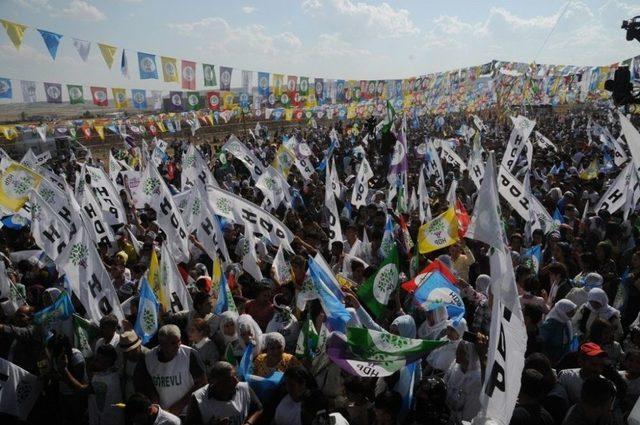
[248,371,284,402]
[214,272,229,314]
[553,208,564,224]
[316,139,337,172]
[413,271,465,322]
[380,215,395,258]
[134,277,159,344]
[165,120,175,133]
[137,52,158,80]
[34,291,74,333]
[237,341,254,379]
[257,72,270,97]
[131,89,147,109]
[0,78,12,99]
[308,257,350,333]
[38,29,63,60]
[523,245,542,274]
[394,361,417,420]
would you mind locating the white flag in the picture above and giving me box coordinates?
[418,165,432,224]
[241,228,264,282]
[501,116,536,171]
[55,224,124,324]
[181,143,219,190]
[534,131,557,152]
[497,165,552,232]
[137,164,190,263]
[325,164,343,248]
[613,136,629,167]
[0,358,42,420]
[256,166,290,208]
[425,139,445,190]
[76,170,118,251]
[595,163,638,214]
[273,244,292,285]
[72,38,91,62]
[223,135,265,182]
[330,158,342,200]
[36,125,47,142]
[195,184,231,263]
[20,80,37,103]
[85,165,127,226]
[351,157,374,209]
[159,242,193,313]
[469,152,526,425]
[29,190,72,261]
[440,141,467,172]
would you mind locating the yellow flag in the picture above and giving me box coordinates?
[418,207,459,254]
[347,104,356,119]
[95,125,105,140]
[98,43,117,69]
[156,121,167,133]
[1,19,27,50]
[273,74,284,97]
[222,91,235,109]
[272,144,296,177]
[284,108,293,122]
[161,56,179,82]
[0,126,18,140]
[306,93,317,108]
[579,158,599,180]
[0,162,42,211]
[212,257,222,295]
[148,249,168,309]
[112,88,128,109]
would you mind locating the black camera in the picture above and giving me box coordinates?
[622,16,640,42]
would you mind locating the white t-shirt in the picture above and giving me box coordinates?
[193,382,252,425]
[274,394,302,425]
[145,345,195,409]
[153,406,181,425]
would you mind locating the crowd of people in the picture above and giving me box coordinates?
[2,105,640,425]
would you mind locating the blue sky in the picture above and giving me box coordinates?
[1,0,640,96]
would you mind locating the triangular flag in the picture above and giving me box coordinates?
[1,19,27,50]
[98,43,117,69]
[72,38,91,61]
[37,29,62,60]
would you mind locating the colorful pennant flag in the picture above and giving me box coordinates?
[182,60,196,90]
[203,63,216,86]
[206,91,220,111]
[137,52,158,79]
[257,72,270,97]
[67,84,84,104]
[161,56,178,82]
[98,43,117,68]
[185,91,202,111]
[20,80,36,103]
[0,162,42,211]
[169,91,183,111]
[44,82,62,103]
[579,158,599,180]
[0,78,12,99]
[131,89,147,109]
[219,66,233,90]
[357,245,399,318]
[37,29,63,60]
[214,270,237,314]
[413,270,465,320]
[112,88,128,109]
[1,19,27,50]
[34,291,74,333]
[72,38,90,62]
[121,49,129,78]
[299,77,309,95]
[417,207,460,253]
[90,86,108,107]
[134,277,159,344]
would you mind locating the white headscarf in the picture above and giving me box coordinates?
[238,314,263,357]
[418,305,448,340]
[474,275,491,295]
[546,299,576,324]
[219,311,239,344]
[586,288,620,320]
[391,315,417,338]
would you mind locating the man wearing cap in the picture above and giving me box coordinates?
[119,330,149,400]
[557,342,608,405]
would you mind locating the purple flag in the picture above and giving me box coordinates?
[44,82,62,103]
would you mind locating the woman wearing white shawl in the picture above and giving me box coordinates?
[540,299,576,364]
[572,287,623,341]
[426,318,468,373]
[444,340,482,422]
[213,311,244,360]
[238,314,263,359]
[417,305,448,340]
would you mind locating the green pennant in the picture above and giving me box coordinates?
[356,245,399,318]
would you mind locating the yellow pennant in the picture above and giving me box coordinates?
[94,125,105,140]
[0,125,18,140]
[112,88,128,109]
[161,56,179,82]
[148,249,168,309]
[1,19,27,50]
[156,121,167,133]
[284,108,293,122]
[0,162,42,211]
[273,74,284,97]
[212,257,222,295]
[418,207,459,254]
[98,43,117,69]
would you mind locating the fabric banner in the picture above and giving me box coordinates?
[202,63,216,86]
[501,116,536,171]
[67,85,84,104]
[1,19,27,50]
[468,152,526,425]
[112,88,128,109]
[85,165,127,226]
[0,160,42,212]
[298,76,309,96]
[357,245,399,317]
[158,242,193,313]
[219,66,233,91]
[55,224,124,324]
[169,91,183,111]
[324,165,343,248]
[497,166,552,231]
[440,141,468,172]
[157,57,176,82]
[37,29,63,60]
[182,60,196,90]
[29,189,72,261]
[257,72,270,97]
[44,82,62,103]
[137,163,190,262]
[0,358,42,420]
[425,140,445,190]
[206,91,220,111]
[98,43,117,69]
[20,80,36,103]
[131,89,147,109]
[417,207,459,254]
[72,38,91,62]
[90,86,108,107]
[134,277,159,344]
[273,74,284,97]
[314,78,324,101]
[202,184,294,248]
[222,135,266,181]
[351,157,374,209]
[76,171,117,249]
[137,52,158,79]
[287,75,297,97]
[181,143,218,190]
[194,185,231,263]
[595,163,637,214]
[185,92,202,111]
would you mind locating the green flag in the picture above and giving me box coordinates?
[295,317,319,359]
[357,245,399,318]
[224,343,237,366]
[380,100,396,134]
[67,85,84,104]
[346,326,444,360]
[203,63,217,86]
[185,92,202,111]
[73,314,98,357]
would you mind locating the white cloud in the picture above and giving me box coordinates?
[302,0,323,14]
[315,33,371,57]
[55,0,106,22]
[331,0,419,38]
[242,6,257,14]
[11,0,52,9]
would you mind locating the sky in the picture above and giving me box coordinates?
[1,0,640,100]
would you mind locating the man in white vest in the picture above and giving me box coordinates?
[134,324,207,416]
[185,361,263,425]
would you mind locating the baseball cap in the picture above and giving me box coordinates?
[580,342,606,357]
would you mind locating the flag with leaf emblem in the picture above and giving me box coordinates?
[357,245,399,318]
[73,313,98,357]
[134,277,159,344]
[0,358,42,420]
[34,291,74,334]
[295,317,319,359]
[417,207,459,254]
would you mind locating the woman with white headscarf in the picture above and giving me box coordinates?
[426,319,468,373]
[540,299,576,364]
[238,314,263,359]
[572,287,623,341]
[213,311,243,361]
[417,305,448,340]
[444,340,482,422]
